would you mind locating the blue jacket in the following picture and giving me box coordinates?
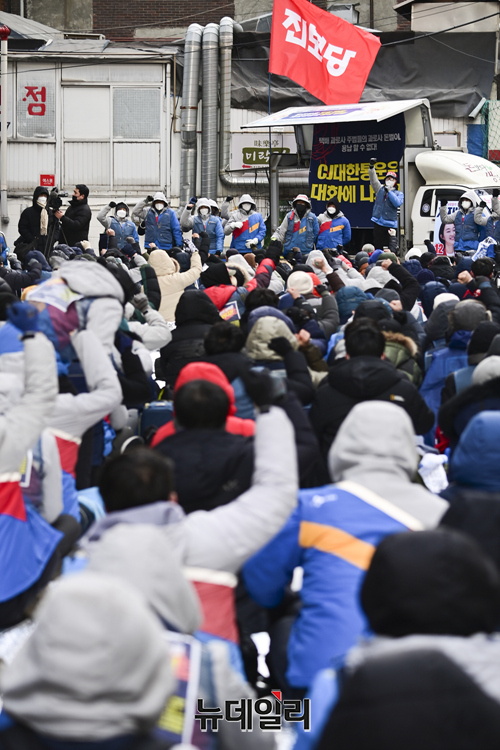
[193,214,224,253]
[454,210,481,252]
[109,216,139,251]
[0,478,62,602]
[316,214,351,250]
[478,214,494,243]
[420,330,471,440]
[449,411,500,492]
[334,286,369,324]
[371,187,404,229]
[145,207,183,250]
[494,219,500,245]
[402,259,423,278]
[243,483,414,689]
[230,212,266,252]
[284,211,319,255]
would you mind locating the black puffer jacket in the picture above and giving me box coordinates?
[60,196,92,246]
[0,263,42,291]
[309,355,435,457]
[438,375,500,450]
[155,392,319,508]
[155,429,254,513]
[159,290,221,387]
[15,186,56,254]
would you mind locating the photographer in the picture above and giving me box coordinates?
[15,186,59,256]
[55,184,91,247]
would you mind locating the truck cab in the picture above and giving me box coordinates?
[410,150,500,251]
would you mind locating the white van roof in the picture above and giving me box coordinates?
[416,151,500,187]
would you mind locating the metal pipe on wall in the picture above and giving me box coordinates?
[0,26,10,226]
[166,61,171,201]
[202,23,219,199]
[218,16,307,192]
[219,16,233,180]
[179,23,203,205]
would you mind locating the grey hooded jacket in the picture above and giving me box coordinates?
[53,261,125,355]
[0,572,175,741]
[86,524,276,750]
[328,401,448,528]
[0,333,58,475]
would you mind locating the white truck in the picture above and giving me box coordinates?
[410,149,500,252]
[243,99,500,253]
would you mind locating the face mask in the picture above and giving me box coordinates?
[211,207,219,216]
[116,209,127,219]
[241,203,252,213]
[37,196,47,206]
[461,200,471,210]
[327,206,337,216]
[155,202,165,211]
[199,208,210,218]
[295,204,307,218]
[385,179,396,188]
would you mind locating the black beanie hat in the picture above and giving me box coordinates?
[468,321,500,362]
[361,529,500,637]
[420,251,435,269]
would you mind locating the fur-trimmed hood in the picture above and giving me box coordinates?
[382,330,418,358]
[226,254,255,282]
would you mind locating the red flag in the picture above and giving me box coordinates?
[269,0,381,105]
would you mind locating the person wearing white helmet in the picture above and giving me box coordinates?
[180,197,224,254]
[96,200,140,253]
[134,192,183,252]
[273,194,319,258]
[224,194,266,253]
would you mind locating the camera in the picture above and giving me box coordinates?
[47,187,69,212]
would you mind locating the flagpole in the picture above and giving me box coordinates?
[268,71,273,233]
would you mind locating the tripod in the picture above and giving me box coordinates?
[43,210,62,259]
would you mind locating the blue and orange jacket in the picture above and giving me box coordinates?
[316,213,351,250]
[243,481,421,689]
[230,212,266,252]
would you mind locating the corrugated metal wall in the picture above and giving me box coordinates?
[8,143,55,189]
[432,116,468,149]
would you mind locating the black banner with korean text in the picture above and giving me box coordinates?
[309,114,405,228]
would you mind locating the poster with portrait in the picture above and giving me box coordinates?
[434,201,458,256]
[435,190,493,256]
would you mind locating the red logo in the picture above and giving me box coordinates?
[40,174,55,187]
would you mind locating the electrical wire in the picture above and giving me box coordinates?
[3,4,496,76]
[73,0,476,34]
[382,9,500,45]
[431,34,495,63]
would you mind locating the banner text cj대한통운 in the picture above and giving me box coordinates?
[309,114,405,228]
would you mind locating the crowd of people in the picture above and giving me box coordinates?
[1,181,500,749]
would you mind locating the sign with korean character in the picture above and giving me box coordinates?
[231,132,296,170]
[269,0,380,104]
[17,67,55,139]
[309,114,405,228]
[40,174,55,187]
